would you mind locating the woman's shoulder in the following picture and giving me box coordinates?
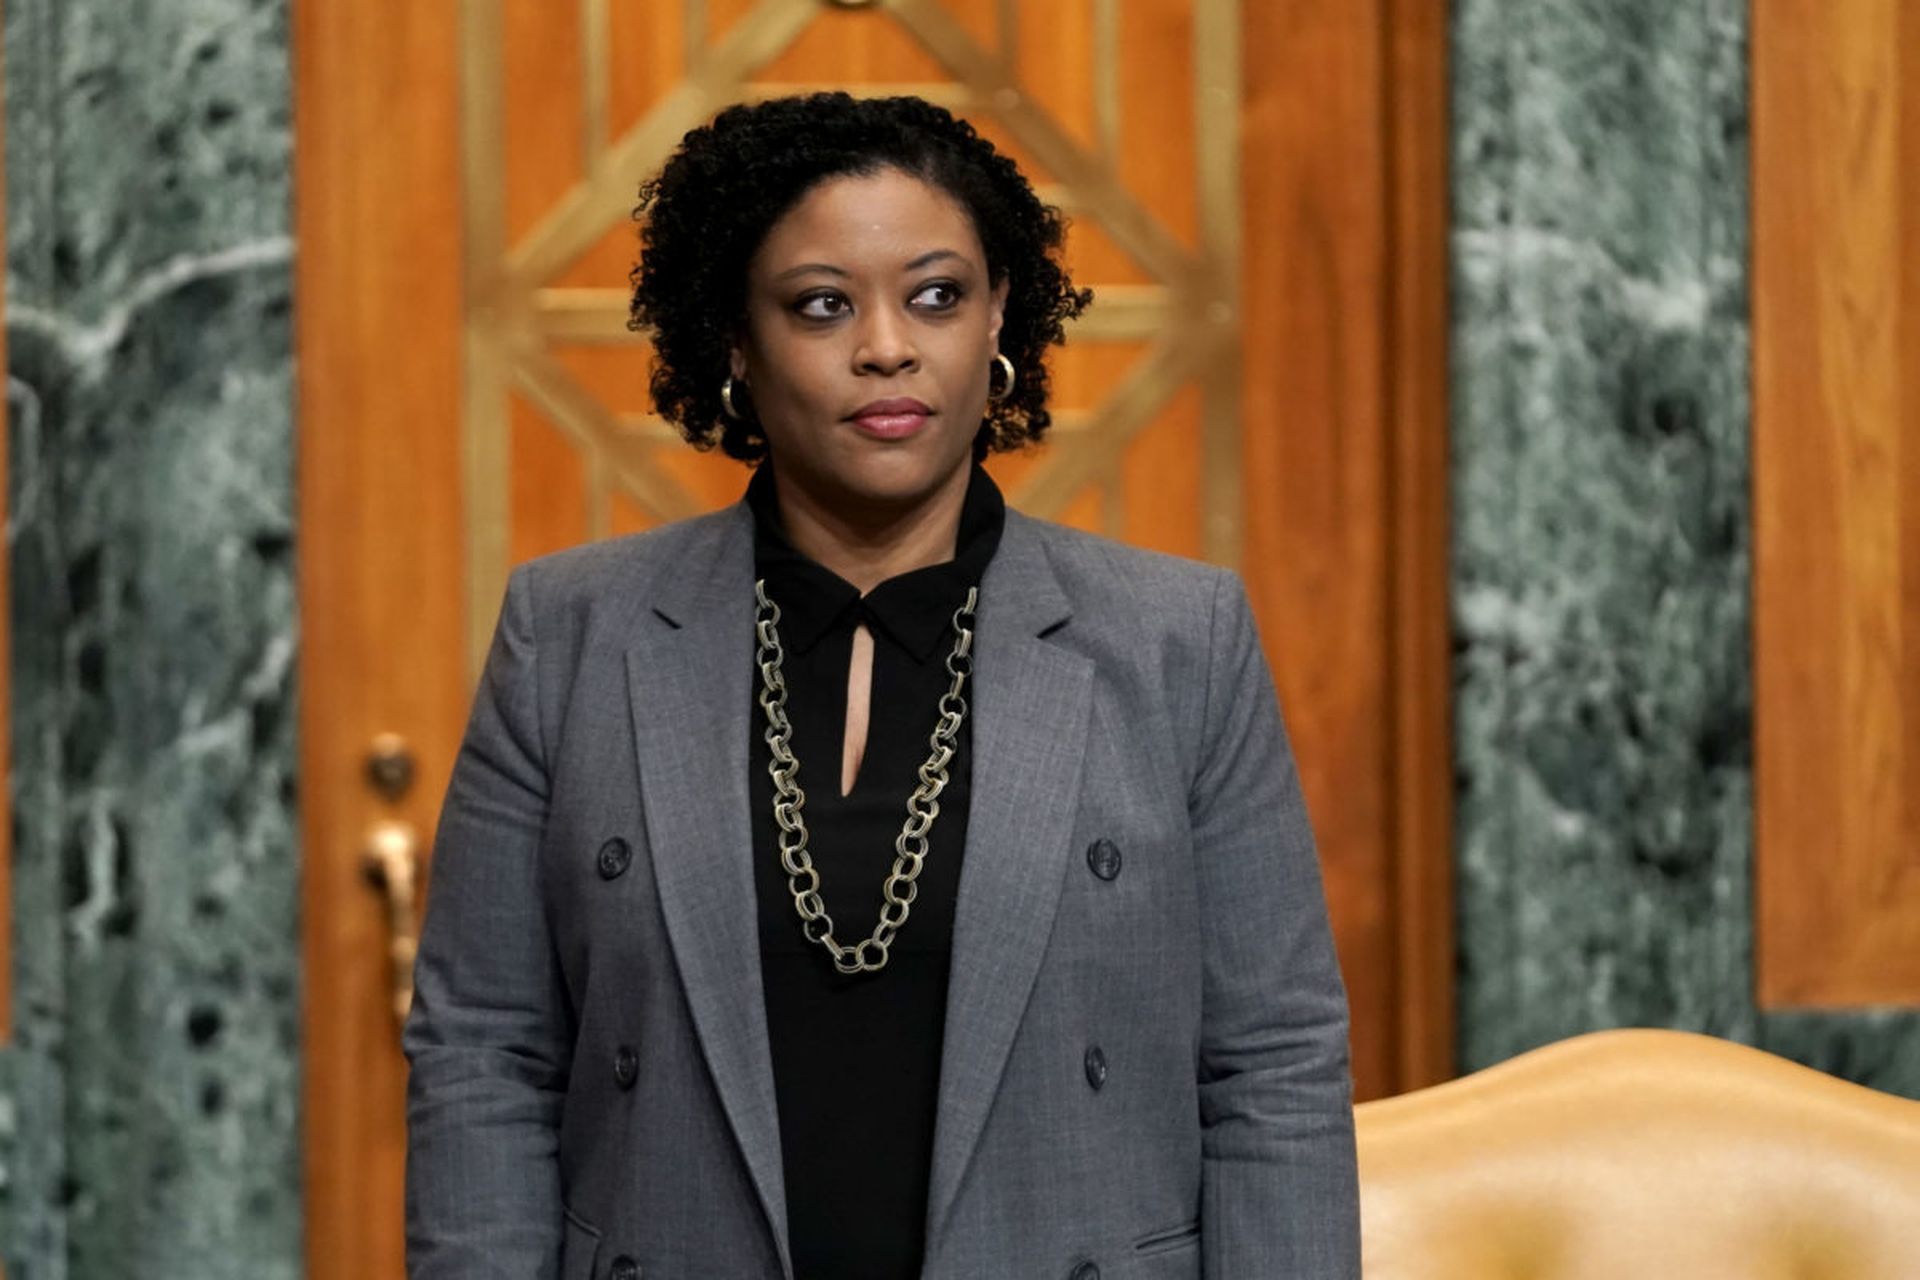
[1007,511,1252,719]
[1007,507,1236,618]
[510,504,746,609]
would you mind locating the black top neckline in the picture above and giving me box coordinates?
[744,462,1007,661]
[744,460,1005,1278]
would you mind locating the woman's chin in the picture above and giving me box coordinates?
[822,437,971,505]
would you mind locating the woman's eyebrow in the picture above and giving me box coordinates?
[773,262,849,282]
[771,249,968,283]
[904,248,965,270]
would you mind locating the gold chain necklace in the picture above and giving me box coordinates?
[753,578,978,974]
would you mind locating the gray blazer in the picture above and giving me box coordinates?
[403,498,1360,1280]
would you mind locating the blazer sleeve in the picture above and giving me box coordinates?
[1190,569,1361,1278]
[402,564,572,1279]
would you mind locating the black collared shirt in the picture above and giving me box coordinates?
[745,461,1005,1280]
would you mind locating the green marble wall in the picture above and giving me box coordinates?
[1,1,302,1276]
[1451,0,1920,1093]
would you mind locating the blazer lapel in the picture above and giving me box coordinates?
[624,504,795,1280]
[925,511,1095,1245]
[624,503,1094,1270]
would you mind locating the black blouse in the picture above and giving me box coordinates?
[745,461,1006,1280]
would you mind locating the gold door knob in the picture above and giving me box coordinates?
[362,817,421,1031]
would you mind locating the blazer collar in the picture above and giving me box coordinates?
[744,460,1008,660]
[645,499,753,631]
[628,498,1090,1274]
[647,497,1070,637]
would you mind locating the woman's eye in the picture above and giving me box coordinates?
[795,292,849,319]
[913,281,962,310]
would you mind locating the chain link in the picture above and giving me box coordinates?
[754,578,978,975]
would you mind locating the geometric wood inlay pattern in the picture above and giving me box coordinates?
[461,0,1241,671]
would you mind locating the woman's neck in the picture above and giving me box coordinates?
[772,463,971,595]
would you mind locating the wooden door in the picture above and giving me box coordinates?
[295,1,1449,1274]
[1752,0,1920,1008]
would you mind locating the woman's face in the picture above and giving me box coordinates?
[731,166,1009,518]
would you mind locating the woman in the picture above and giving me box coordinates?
[404,93,1358,1280]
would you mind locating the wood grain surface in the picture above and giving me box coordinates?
[1753,0,1920,1005]
[1240,0,1452,1094]
[294,2,467,1275]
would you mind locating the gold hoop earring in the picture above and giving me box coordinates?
[988,353,1016,403]
[720,375,748,422]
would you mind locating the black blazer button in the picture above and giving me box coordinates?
[1068,1262,1101,1280]
[610,1257,641,1280]
[597,837,633,880]
[1084,1045,1108,1091]
[613,1045,639,1090]
[1086,838,1122,881]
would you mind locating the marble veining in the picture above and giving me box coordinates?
[2,0,302,1275]
[8,236,294,378]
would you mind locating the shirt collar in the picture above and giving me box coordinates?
[746,461,1006,661]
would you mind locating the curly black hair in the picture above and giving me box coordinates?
[627,92,1092,463]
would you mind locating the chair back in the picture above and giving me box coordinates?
[1356,1029,1920,1279]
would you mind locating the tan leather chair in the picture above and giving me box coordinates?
[1356,1029,1920,1279]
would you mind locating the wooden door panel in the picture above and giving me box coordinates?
[469,0,1245,677]
[1753,0,1920,1006]
[295,3,466,1275]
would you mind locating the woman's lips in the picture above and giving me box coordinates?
[848,398,933,440]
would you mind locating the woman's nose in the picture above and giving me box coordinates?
[853,308,920,375]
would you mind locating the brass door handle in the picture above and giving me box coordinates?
[362,818,421,1032]
[361,734,421,1035]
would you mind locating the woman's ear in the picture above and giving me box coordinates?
[727,342,748,383]
[987,277,1010,348]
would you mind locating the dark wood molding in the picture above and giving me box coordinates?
[1382,0,1455,1089]
[1241,0,1454,1097]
